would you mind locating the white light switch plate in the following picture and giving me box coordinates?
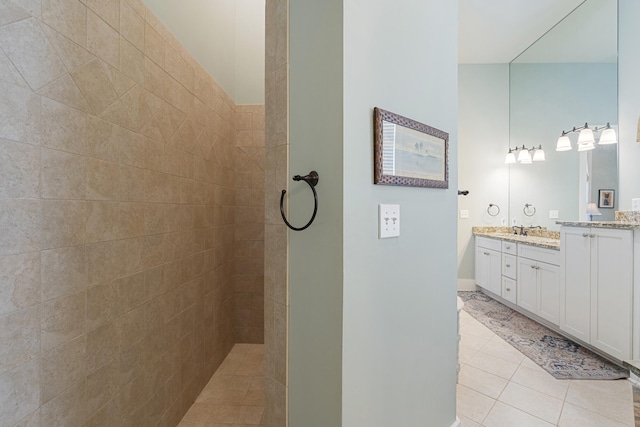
[460,209,469,219]
[379,204,400,238]
[549,210,559,219]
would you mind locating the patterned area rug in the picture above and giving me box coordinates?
[459,291,629,380]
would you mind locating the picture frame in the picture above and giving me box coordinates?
[598,189,615,209]
[373,107,449,188]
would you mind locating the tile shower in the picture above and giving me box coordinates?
[0,0,264,425]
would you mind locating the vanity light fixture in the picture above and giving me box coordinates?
[504,145,545,164]
[555,134,572,151]
[577,126,595,145]
[598,127,617,144]
[555,123,617,151]
[517,146,531,163]
[532,145,546,161]
[504,148,516,164]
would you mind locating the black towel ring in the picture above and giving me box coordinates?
[280,171,319,231]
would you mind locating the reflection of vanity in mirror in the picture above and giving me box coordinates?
[508,0,618,229]
[464,0,640,365]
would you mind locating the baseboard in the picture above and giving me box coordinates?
[457,279,477,291]
[450,417,461,427]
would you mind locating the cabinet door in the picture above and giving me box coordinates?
[486,249,502,295]
[517,257,537,314]
[537,261,560,325]
[560,226,591,343]
[476,247,501,295]
[590,228,633,360]
[475,246,489,288]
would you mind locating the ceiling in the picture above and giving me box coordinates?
[458,0,616,64]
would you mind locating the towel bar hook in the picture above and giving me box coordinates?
[280,171,319,231]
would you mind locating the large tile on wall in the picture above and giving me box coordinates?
[0,0,244,424]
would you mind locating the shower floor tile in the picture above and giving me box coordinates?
[179,344,265,426]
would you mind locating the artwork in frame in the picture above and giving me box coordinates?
[598,189,615,209]
[373,107,449,188]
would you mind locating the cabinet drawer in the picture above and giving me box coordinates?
[502,276,517,304]
[502,241,517,255]
[476,236,502,251]
[518,244,559,266]
[502,254,517,279]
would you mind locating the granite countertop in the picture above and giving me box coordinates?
[473,226,560,250]
[556,220,640,230]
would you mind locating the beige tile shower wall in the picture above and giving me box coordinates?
[235,105,265,344]
[0,0,237,425]
[265,0,289,425]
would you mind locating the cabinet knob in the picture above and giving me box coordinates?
[590,234,596,238]
[506,287,511,291]
[582,233,589,237]
[506,245,511,249]
[530,265,536,269]
[506,264,511,268]
[484,252,490,255]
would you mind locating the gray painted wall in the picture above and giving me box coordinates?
[341,0,459,425]
[288,0,344,425]
[289,0,459,425]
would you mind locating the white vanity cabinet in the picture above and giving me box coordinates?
[560,226,634,361]
[516,245,560,325]
[475,237,502,296]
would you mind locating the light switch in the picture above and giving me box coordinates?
[549,210,559,219]
[379,204,400,238]
[460,209,469,219]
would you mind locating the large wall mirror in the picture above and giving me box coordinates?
[508,0,618,229]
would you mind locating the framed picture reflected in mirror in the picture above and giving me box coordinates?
[598,189,615,208]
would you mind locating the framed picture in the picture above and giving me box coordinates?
[598,189,615,208]
[373,107,449,188]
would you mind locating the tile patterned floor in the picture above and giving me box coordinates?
[178,344,265,426]
[180,321,637,427]
[458,309,636,427]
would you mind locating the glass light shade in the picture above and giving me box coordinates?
[598,128,617,144]
[577,128,595,145]
[577,142,595,151]
[517,148,531,163]
[532,148,545,161]
[556,136,572,151]
[505,151,516,164]
[519,150,532,164]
